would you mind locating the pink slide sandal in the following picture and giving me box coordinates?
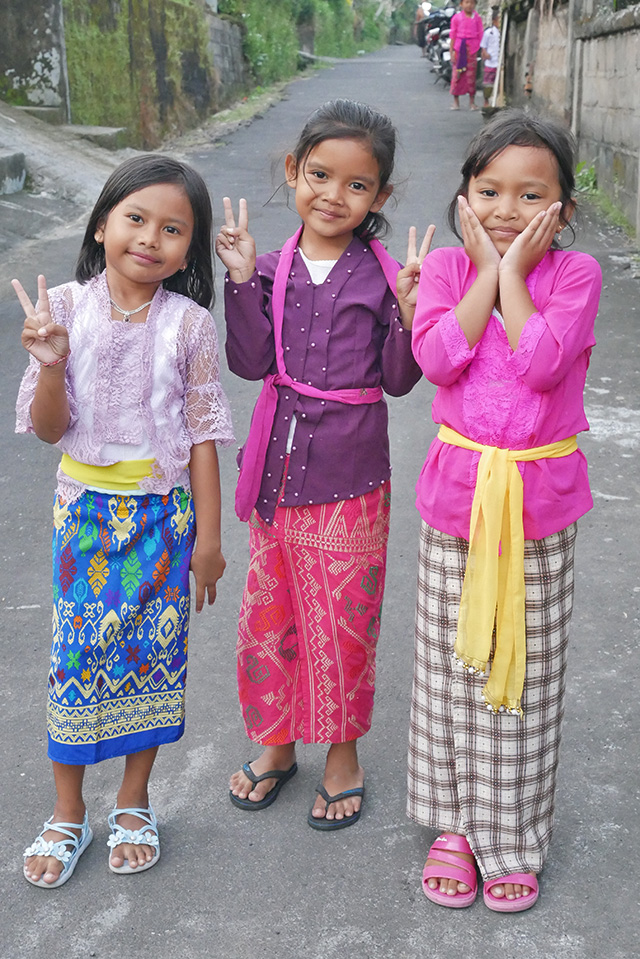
[422,833,478,908]
[484,873,539,912]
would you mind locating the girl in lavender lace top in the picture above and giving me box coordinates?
[408,112,602,912]
[14,155,233,887]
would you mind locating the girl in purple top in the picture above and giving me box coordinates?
[216,99,434,830]
[15,155,233,887]
[408,112,601,910]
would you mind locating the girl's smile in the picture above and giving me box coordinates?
[95,183,194,302]
[285,137,391,258]
[467,145,564,255]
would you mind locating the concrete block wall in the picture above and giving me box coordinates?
[206,12,248,107]
[502,0,640,236]
[578,28,640,234]
[528,8,570,119]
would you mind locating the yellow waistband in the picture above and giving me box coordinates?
[60,454,154,490]
[437,426,578,718]
[437,425,578,464]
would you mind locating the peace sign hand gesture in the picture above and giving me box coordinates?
[215,197,257,284]
[13,274,70,366]
[396,224,436,330]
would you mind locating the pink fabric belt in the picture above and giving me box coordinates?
[235,227,400,521]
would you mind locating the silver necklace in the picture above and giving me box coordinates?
[109,297,153,322]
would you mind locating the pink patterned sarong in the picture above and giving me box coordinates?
[237,484,391,744]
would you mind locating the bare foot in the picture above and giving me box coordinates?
[309,741,364,823]
[23,802,87,885]
[425,834,476,898]
[229,743,297,805]
[486,873,536,901]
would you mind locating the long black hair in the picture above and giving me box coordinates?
[76,154,214,308]
[447,109,577,248]
[288,98,397,240]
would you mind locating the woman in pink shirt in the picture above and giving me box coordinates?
[449,0,484,110]
[408,111,602,912]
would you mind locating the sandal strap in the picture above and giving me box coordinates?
[430,833,474,856]
[485,873,538,894]
[107,805,159,850]
[423,850,477,885]
[23,815,88,863]
[423,833,477,888]
[241,762,295,785]
[315,783,365,811]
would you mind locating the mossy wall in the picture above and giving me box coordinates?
[0,0,69,112]
[2,0,391,149]
[63,0,217,147]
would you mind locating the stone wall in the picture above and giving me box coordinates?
[575,10,640,235]
[503,2,572,120]
[0,0,70,121]
[206,11,248,107]
[502,0,640,235]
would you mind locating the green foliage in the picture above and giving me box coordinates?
[220,0,388,77]
[353,0,389,50]
[575,161,597,194]
[219,0,300,84]
[0,75,29,105]
[313,0,357,57]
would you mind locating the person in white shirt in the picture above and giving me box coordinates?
[480,7,501,106]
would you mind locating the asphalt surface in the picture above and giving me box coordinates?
[0,43,638,959]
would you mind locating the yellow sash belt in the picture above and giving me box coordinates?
[438,425,578,718]
[60,454,154,490]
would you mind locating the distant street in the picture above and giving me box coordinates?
[0,42,638,959]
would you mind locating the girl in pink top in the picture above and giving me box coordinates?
[15,155,233,888]
[408,112,602,912]
[449,0,484,110]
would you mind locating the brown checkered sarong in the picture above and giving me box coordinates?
[407,521,578,880]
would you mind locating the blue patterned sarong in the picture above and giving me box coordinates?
[48,488,195,764]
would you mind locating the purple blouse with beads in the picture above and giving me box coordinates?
[224,233,422,523]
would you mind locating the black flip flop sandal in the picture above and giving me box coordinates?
[229,761,298,810]
[307,783,365,831]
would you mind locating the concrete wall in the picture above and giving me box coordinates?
[0,0,70,121]
[575,10,640,235]
[205,10,248,107]
[502,0,640,236]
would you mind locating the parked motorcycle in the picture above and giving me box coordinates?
[423,6,455,63]
[432,28,452,86]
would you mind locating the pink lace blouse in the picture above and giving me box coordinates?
[412,246,602,541]
[15,272,234,502]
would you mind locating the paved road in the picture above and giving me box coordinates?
[0,42,638,959]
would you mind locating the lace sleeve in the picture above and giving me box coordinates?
[15,283,78,435]
[180,304,234,447]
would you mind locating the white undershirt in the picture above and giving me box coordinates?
[299,250,337,285]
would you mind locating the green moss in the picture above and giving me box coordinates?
[0,76,29,105]
[63,0,216,148]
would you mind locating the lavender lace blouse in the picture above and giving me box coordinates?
[16,272,234,502]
